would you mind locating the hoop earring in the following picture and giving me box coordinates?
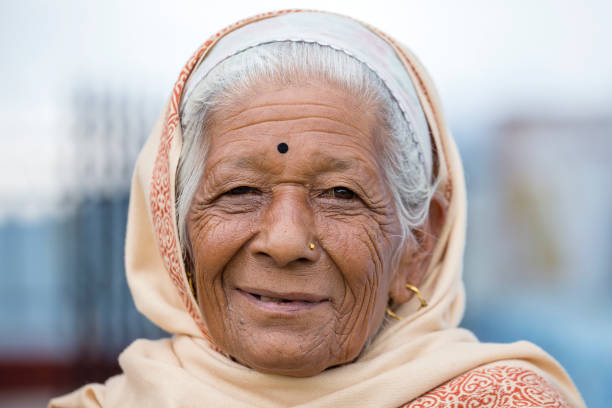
[385,284,428,321]
[186,269,196,298]
[385,306,402,320]
[406,284,428,309]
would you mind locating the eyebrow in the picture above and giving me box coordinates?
[231,153,354,173]
[318,156,352,171]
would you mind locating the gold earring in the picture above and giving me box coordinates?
[385,306,402,320]
[406,284,428,309]
[186,269,196,298]
[386,285,428,321]
[308,242,315,250]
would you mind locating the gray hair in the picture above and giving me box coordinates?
[177,41,435,271]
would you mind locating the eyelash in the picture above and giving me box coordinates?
[226,186,260,195]
[322,186,356,200]
[225,186,356,199]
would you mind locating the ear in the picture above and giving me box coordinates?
[389,192,447,304]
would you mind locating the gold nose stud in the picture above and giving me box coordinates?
[309,242,315,250]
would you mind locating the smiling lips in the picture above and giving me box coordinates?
[237,288,329,313]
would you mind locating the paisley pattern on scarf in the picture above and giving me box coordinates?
[149,9,303,344]
[403,365,568,408]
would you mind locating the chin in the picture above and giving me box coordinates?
[226,331,344,377]
[233,340,330,377]
[245,359,327,378]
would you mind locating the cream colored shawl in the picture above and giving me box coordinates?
[50,9,584,408]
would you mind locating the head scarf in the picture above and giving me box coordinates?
[50,9,584,408]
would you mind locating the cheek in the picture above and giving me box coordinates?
[189,210,256,276]
[188,209,258,335]
[317,214,396,340]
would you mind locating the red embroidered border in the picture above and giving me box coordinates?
[403,365,568,408]
[149,10,302,344]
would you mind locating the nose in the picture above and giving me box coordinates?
[250,187,319,267]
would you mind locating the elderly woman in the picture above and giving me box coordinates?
[50,10,584,408]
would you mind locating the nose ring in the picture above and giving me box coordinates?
[308,242,315,250]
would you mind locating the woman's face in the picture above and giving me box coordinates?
[187,80,404,376]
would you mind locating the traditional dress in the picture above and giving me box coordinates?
[50,9,584,408]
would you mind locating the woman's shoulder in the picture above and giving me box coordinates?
[47,338,176,408]
[402,362,569,408]
[48,382,106,408]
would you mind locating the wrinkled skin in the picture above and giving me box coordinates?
[187,80,440,377]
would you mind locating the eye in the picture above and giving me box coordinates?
[227,186,259,195]
[329,186,356,200]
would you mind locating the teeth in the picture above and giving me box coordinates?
[260,296,284,303]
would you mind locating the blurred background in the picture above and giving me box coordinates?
[1,1,610,406]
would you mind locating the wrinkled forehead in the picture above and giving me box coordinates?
[179,11,432,178]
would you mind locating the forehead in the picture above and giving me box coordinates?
[205,81,385,174]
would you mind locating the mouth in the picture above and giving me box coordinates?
[235,288,329,313]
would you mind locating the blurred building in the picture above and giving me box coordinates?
[0,86,166,396]
[461,115,612,404]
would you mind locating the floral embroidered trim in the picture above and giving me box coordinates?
[402,365,568,408]
[149,10,302,345]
